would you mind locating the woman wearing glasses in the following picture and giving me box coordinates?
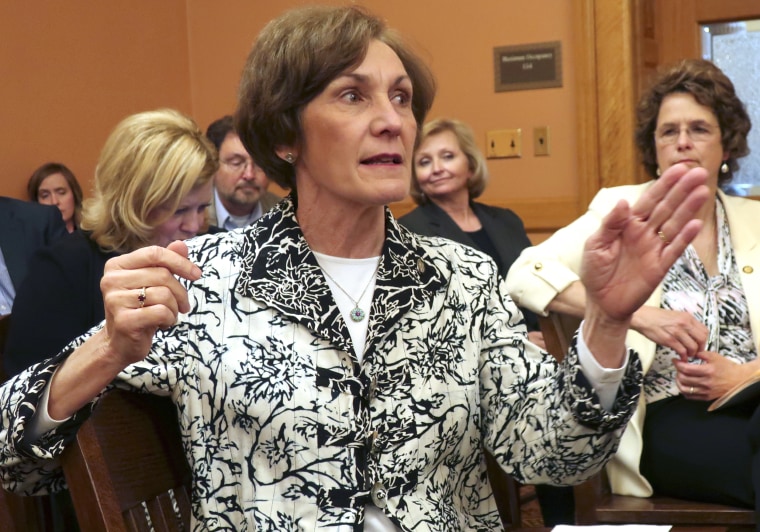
[507,59,760,512]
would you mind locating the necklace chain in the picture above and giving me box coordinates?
[321,259,380,322]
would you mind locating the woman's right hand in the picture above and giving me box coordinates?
[630,306,707,360]
[100,241,202,366]
[48,241,201,420]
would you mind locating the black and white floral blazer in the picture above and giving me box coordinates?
[0,196,641,531]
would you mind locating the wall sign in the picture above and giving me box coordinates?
[493,41,562,92]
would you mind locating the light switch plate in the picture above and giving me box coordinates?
[533,126,550,156]
[486,129,522,158]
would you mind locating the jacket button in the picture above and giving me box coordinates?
[533,262,543,271]
[371,482,388,508]
[743,265,754,274]
[417,258,425,273]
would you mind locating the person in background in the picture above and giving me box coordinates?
[27,162,83,234]
[507,58,760,514]
[0,7,709,530]
[399,117,543,346]
[205,114,280,230]
[5,108,217,377]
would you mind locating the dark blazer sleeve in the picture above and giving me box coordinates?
[473,204,540,331]
[4,232,109,376]
[0,198,67,291]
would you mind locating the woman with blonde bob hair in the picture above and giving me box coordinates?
[6,108,216,376]
[408,118,488,204]
[81,109,217,253]
[400,117,540,333]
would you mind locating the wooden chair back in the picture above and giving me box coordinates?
[539,312,756,527]
[61,390,192,531]
[484,449,522,528]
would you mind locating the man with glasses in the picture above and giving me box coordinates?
[205,115,281,231]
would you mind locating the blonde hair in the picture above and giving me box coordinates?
[410,118,488,205]
[80,109,217,253]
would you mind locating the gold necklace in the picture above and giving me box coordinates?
[321,259,381,322]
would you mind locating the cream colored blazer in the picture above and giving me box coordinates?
[506,182,760,496]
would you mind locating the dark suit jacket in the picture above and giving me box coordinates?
[0,196,67,291]
[398,201,539,330]
[5,230,117,376]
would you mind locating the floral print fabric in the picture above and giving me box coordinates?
[645,197,756,403]
[0,196,641,531]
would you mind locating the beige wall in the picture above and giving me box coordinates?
[1,1,578,240]
[0,2,193,199]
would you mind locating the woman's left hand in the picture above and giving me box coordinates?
[674,352,757,401]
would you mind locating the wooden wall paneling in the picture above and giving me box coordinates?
[594,1,639,190]
[655,0,699,64]
[696,0,760,21]
[572,0,600,213]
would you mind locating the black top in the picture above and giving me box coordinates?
[398,201,539,330]
[5,230,117,376]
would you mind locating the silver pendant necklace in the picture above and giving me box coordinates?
[321,259,380,322]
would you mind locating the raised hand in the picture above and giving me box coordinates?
[581,164,709,323]
[48,241,202,420]
[578,164,709,367]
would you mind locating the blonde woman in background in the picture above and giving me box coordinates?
[399,118,544,347]
[6,108,217,377]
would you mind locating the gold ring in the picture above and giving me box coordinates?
[657,230,669,244]
[138,287,147,308]
[689,386,694,395]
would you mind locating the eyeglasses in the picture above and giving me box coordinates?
[221,158,254,172]
[654,122,719,145]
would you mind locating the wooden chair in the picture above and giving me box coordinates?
[539,312,756,527]
[484,448,523,529]
[61,389,192,531]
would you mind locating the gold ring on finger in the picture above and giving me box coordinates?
[138,287,147,308]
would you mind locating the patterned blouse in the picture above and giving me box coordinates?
[0,196,642,531]
[645,198,757,403]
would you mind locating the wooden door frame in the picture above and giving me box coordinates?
[572,0,645,213]
[575,0,760,211]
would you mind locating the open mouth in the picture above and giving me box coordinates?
[362,154,402,165]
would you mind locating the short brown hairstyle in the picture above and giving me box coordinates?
[634,58,751,186]
[410,118,488,205]
[79,109,218,253]
[235,5,436,191]
[27,162,84,225]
